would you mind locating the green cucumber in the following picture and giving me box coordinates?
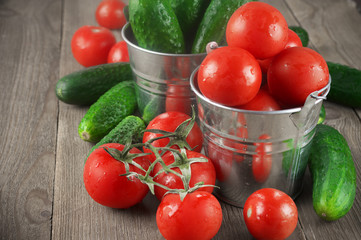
[169,0,210,52]
[78,81,137,143]
[55,62,132,105]
[191,0,252,54]
[129,0,185,54]
[327,62,361,108]
[88,115,146,157]
[141,97,163,124]
[289,26,309,47]
[308,124,356,221]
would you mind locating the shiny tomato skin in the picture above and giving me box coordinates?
[285,29,303,49]
[237,88,281,111]
[243,188,298,240]
[257,29,303,74]
[107,41,129,63]
[226,2,288,59]
[157,191,222,240]
[71,25,116,67]
[197,46,262,106]
[83,143,150,209]
[143,112,203,162]
[267,47,329,108]
[95,0,127,29]
[153,150,216,201]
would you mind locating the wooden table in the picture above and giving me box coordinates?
[1,0,361,239]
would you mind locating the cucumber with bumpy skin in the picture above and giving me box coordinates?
[169,0,210,52]
[308,124,356,221]
[88,115,145,158]
[129,0,185,54]
[55,62,132,105]
[78,81,137,143]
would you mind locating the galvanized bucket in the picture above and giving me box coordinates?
[190,68,331,207]
[121,23,207,122]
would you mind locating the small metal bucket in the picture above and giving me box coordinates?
[190,68,331,207]
[121,23,207,122]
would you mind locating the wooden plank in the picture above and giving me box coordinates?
[52,0,162,239]
[52,0,361,239]
[0,0,62,239]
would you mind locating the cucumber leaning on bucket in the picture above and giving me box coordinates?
[168,0,210,51]
[129,0,185,54]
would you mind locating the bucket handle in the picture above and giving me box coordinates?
[290,76,331,130]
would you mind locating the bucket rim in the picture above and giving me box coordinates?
[121,23,207,58]
[190,66,331,116]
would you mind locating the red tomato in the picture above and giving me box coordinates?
[285,29,303,49]
[257,29,303,74]
[83,143,150,208]
[252,134,272,183]
[237,88,281,111]
[107,41,129,63]
[226,2,288,59]
[153,150,216,201]
[268,47,329,107]
[71,25,116,67]
[143,111,204,162]
[197,46,262,106]
[157,191,223,240]
[243,188,298,240]
[95,0,127,29]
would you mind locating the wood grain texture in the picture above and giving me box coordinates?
[295,102,361,240]
[284,0,361,239]
[0,0,61,239]
[1,0,361,239]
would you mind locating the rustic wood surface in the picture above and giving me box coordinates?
[0,0,360,239]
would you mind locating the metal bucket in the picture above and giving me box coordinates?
[121,23,207,122]
[190,68,331,207]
